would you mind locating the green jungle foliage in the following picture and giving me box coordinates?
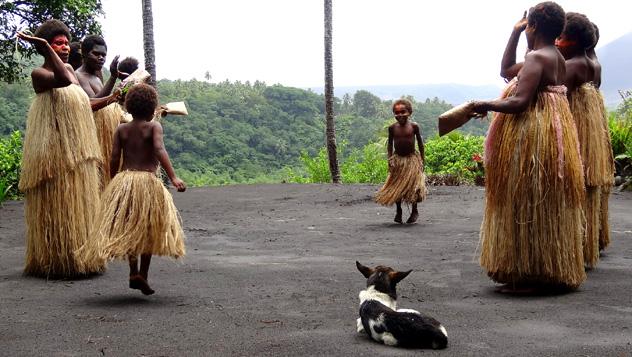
[286,132,486,185]
[0,77,489,198]
[0,130,22,202]
[0,0,103,83]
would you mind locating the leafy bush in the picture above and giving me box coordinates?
[287,133,485,185]
[424,132,485,183]
[0,130,22,202]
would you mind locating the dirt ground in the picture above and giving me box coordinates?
[1,184,631,356]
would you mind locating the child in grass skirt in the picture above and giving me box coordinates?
[376,99,427,224]
[77,83,186,295]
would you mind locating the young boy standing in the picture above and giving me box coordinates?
[78,83,186,295]
[376,99,427,224]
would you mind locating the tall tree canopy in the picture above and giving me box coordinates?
[0,0,103,83]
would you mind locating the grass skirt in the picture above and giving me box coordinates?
[375,153,426,206]
[480,82,586,289]
[569,83,615,266]
[76,171,185,269]
[19,84,103,277]
[93,103,125,190]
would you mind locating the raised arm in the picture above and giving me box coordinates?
[500,12,528,80]
[152,122,186,192]
[95,56,120,98]
[18,32,74,93]
[473,51,543,115]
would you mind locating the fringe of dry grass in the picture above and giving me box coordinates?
[569,83,615,186]
[480,84,586,289]
[76,171,185,271]
[19,84,102,191]
[599,184,611,251]
[93,103,125,190]
[375,153,427,206]
[20,85,103,277]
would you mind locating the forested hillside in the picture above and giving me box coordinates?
[0,79,489,183]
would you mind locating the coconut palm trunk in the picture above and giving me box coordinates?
[141,0,157,88]
[324,0,341,183]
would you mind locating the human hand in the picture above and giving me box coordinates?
[109,55,120,78]
[172,177,186,192]
[16,31,48,47]
[470,101,488,118]
[158,105,168,117]
[514,11,528,32]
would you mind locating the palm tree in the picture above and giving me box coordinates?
[141,0,156,88]
[324,0,341,183]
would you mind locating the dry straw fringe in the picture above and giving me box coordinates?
[93,103,125,190]
[569,83,615,186]
[569,83,615,265]
[19,84,103,277]
[76,171,185,271]
[375,153,427,206]
[480,83,586,289]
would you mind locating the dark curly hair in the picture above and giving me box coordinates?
[118,57,139,76]
[81,35,107,56]
[33,19,71,55]
[68,42,82,70]
[125,83,158,119]
[528,2,566,41]
[562,12,596,50]
[392,99,413,114]
[588,22,600,49]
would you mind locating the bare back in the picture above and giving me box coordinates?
[565,55,595,95]
[115,120,160,173]
[532,46,566,88]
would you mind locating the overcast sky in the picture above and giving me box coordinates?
[99,0,632,88]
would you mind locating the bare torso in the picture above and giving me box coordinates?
[116,120,159,173]
[75,68,103,98]
[391,122,418,156]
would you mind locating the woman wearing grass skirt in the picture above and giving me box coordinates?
[17,20,104,278]
[557,13,615,268]
[470,2,586,292]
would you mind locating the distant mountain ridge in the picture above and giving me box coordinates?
[308,83,501,106]
[598,31,632,107]
[308,32,631,108]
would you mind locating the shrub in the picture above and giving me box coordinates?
[0,131,22,203]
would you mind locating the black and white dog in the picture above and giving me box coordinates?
[356,261,448,349]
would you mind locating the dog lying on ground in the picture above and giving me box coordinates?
[356,261,448,349]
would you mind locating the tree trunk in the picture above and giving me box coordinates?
[141,0,157,88]
[324,0,341,183]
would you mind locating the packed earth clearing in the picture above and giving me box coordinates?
[1,184,631,356]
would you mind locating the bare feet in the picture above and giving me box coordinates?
[495,284,537,295]
[129,275,155,295]
[394,209,403,224]
[406,210,419,224]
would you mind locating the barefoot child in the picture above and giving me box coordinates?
[376,99,427,224]
[79,83,186,295]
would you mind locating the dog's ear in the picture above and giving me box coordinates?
[356,261,374,279]
[389,270,412,284]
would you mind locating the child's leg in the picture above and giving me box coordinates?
[395,202,403,224]
[129,255,139,276]
[128,254,155,295]
[140,254,152,281]
[406,202,419,224]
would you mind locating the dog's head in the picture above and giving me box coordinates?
[356,261,412,299]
